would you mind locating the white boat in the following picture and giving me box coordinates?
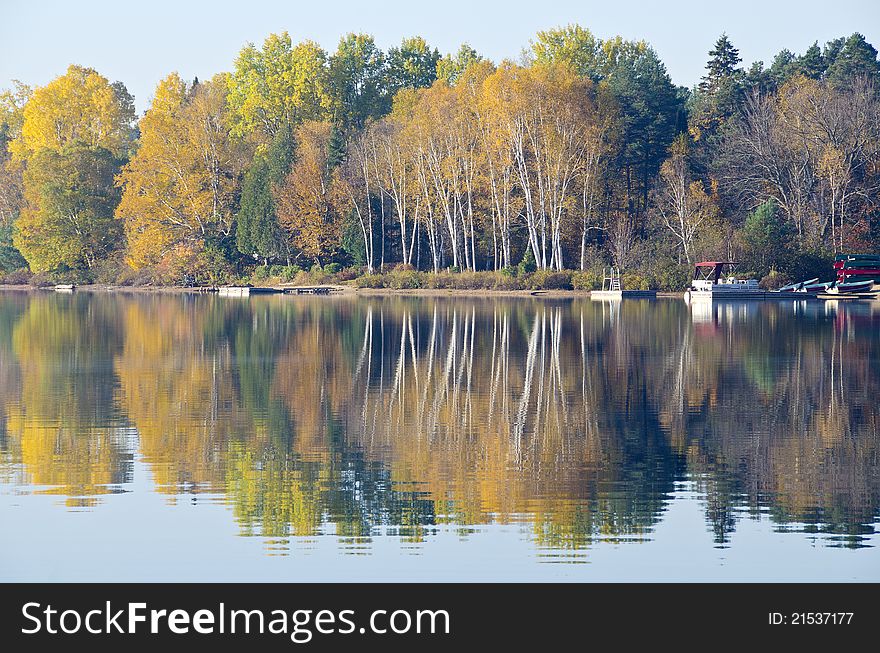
[684,262,762,300]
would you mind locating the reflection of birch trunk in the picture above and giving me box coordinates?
[514,310,541,455]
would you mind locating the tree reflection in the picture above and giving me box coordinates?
[0,292,877,549]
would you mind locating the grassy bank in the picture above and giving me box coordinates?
[1,265,696,292]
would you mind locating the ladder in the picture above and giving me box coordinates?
[602,267,621,292]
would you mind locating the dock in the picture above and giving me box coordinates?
[217,285,341,296]
[816,292,879,301]
[217,286,283,296]
[591,290,657,299]
[591,267,657,299]
[284,286,340,295]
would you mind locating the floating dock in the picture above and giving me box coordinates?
[591,290,657,299]
[217,286,282,296]
[816,292,879,301]
[54,284,75,292]
[284,286,340,295]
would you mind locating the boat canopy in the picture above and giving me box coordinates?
[693,261,738,282]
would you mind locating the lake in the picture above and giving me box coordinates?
[0,291,878,581]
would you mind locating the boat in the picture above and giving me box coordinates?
[833,254,880,288]
[684,262,763,300]
[824,279,875,295]
[776,278,818,292]
[800,281,833,293]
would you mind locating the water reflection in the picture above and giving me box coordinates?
[0,292,878,556]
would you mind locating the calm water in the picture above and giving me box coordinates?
[0,291,878,581]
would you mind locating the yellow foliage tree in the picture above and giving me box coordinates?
[274,121,340,263]
[10,65,134,161]
[115,73,242,269]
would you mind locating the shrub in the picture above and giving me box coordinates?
[386,268,422,289]
[759,269,792,290]
[571,270,602,290]
[652,263,691,292]
[280,265,302,282]
[622,272,651,290]
[529,269,572,290]
[355,274,385,288]
[0,268,32,285]
[28,272,54,287]
[323,262,341,275]
[334,267,361,282]
[517,248,536,276]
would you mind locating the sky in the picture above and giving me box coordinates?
[2,0,879,112]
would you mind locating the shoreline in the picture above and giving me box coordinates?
[0,283,685,299]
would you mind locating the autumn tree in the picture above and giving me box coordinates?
[10,65,135,161]
[115,73,243,270]
[0,82,30,271]
[652,135,720,265]
[274,121,341,263]
[14,144,122,272]
[8,66,134,274]
[226,33,332,142]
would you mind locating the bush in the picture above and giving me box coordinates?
[28,272,55,287]
[355,274,385,288]
[280,265,302,282]
[0,268,32,285]
[759,269,792,290]
[386,268,423,289]
[334,266,361,282]
[323,262,341,275]
[571,270,602,290]
[652,263,691,292]
[517,248,537,276]
[621,272,651,290]
[529,269,572,290]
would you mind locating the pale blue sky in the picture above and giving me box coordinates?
[2,0,878,112]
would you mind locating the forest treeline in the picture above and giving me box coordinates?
[1,27,879,289]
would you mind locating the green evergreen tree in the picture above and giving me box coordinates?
[797,42,825,79]
[236,125,295,264]
[743,199,789,276]
[699,34,742,93]
[826,33,880,84]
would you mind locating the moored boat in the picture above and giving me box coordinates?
[776,278,818,292]
[684,262,763,300]
[824,279,876,295]
[800,281,833,293]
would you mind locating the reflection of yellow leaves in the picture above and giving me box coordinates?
[9,413,121,496]
[114,300,244,493]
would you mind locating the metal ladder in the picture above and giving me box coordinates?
[602,267,621,292]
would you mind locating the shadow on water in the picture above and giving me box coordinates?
[0,292,878,554]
